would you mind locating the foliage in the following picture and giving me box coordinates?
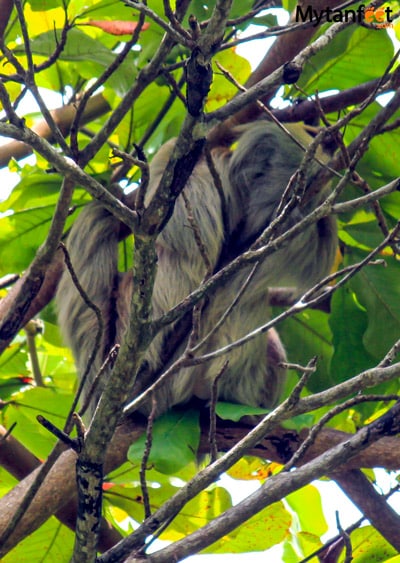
[0,0,400,562]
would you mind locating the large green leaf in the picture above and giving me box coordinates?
[286,484,328,537]
[330,286,376,383]
[279,308,334,393]
[206,501,291,553]
[104,480,232,542]
[104,481,180,526]
[0,341,29,379]
[297,26,394,93]
[0,173,62,213]
[3,516,74,563]
[348,250,400,359]
[0,466,18,497]
[0,205,56,273]
[339,213,390,251]
[21,27,136,95]
[1,386,74,458]
[339,525,397,562]
[128,408,200,474]
[341,106,400,189]
[215,401,270,421]
[25,25,115,64]
[29,0,65,10]
[207,49,251,112]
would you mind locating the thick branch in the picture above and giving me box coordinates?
[0,248,64,352]
[273,75,400,123]
[0,420,145,556]
[208,0,347,146]
[202,423,400,470]
[334,469,400,551]
[0,94,111,169]
[1,416,400,556]
[109,402,400,562]
[0,0,13,39]
[0,177,76,353]
[0,426,122,552]
[71,4,232,559]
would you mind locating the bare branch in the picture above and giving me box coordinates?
[0,0,13,39]
[334,470,400,551]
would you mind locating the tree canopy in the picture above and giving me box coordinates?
[0,0,400,562]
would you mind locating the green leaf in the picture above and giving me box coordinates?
[25,27,114,63]
[2,387,73,458]
[3,516,74,562]
[282,539,301,563]
[128,408,200,474]
[330,286,376,383]
[215,401,270,421]
[339,525,397,562]
[207,50,251,112]
[104,476,232,542]
[71,0,144,22]
[0,173,62,213]
[279,309,334,393]
[348,250,400,358]
[23,27,136,95]
[0,466,18,497]
[207,501,292,553]
[296,530,324,558]
[282,414,315,430]
[0,205,57,273]
[0,341,29,380]
[227,457,279,481]
[104,481,179,524]
[171,486,232,542]
[29,0,63,10]
[340,216,389,251]
[341,107,400,190]
[286,484,328,537]
[296,26,393,94]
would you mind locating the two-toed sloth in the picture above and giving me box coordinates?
[56,121,337,418]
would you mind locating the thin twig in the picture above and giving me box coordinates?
[336,511,353,563]
[59,242,104,420]
[285,394,399,471]
[70,12,147,159]
[140,396,157,519]
[208,361,228,463]
[37,415,80,452]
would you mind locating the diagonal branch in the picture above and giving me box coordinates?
[0,0,13,39]
[0,426,122,551]
[103,402,400,561]
[2,415,400,556]
[334,469,400,551]
[0,94,111,168]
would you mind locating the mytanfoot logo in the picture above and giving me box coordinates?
[295,4,394,28]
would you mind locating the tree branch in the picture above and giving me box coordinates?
[0,94,111,169]
[106,402,400,561]
[0,0,13,39]
[0,426,122,552]
[0,177,75,353]
[70,3,233,559]
[334,469,400,551]
[2,414,400,556]
[207,0,349,146]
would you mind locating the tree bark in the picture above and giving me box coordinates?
[1,417,400,556]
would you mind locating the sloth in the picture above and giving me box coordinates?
[56,121,337,418]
